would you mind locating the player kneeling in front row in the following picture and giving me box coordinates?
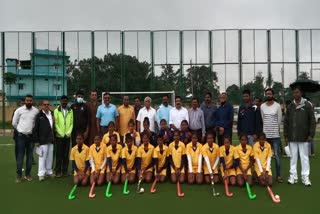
[106,134,122,184]
[153,134,169,183]
[236,134,254,187]
[220,136,239,186]
[137,133,155,183]
[253,133,273,186]
[202,133,220,184]
[89,134,106,186]
[121,133,138,184]
[169,131,186,183]
[70,133,90,186]
[186,133,203,184]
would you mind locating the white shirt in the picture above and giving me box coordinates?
[260,102,282,138]
[12,105,39,134]
[169,107,189,130]
[136,106,157,132]
[43,110,53,128]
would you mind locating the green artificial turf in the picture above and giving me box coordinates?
[0,135,319,214]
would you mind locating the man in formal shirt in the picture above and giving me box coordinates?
[136,96,157,132]
[12,98,25,161]
[71,90,90,146]
[86,90,100,145]
[188,98,206,143]
[169,96,189,131]
[215,92,234,146]
[96,92,119,135]
[201,92,217,140]
[32,99,55,181]
[117,95,135,143]
[156,94,173,128]
[12,94,39,183]
[134,97,142,130]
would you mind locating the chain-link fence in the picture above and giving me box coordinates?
[1,29,320,130]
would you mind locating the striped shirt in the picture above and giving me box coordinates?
[260,102,282,138]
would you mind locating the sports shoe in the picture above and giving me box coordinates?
[39,176,45,182]
[24,175,33,181]
[16,176,22,184]
[287,175,298,184]
[302,177,312,186]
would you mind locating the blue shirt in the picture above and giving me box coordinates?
[156,104,173,127]
[96,103,119,126]
[201,103,217,129]
[215,102,234,136]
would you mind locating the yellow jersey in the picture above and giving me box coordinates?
[219,145,239,169]
[253,141,272,176]
[153,145,169,169]
[70,144,90,172]
[121,145,138,173]
[102,131,120,145]
[201,143,220,174]
[106,144,122,169]
[89,143,106,170]
[168,141,186,168]
[186,142,202,168]
[137,143,154,170]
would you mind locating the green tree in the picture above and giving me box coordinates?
[185,65,219,99]
[226,84,241,105]
[3,72,17,99]
[241,72,265,101]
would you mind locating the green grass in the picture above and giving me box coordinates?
[0,135,319,214]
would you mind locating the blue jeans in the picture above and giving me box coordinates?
[16,133,34,177]
[267,137,281,177]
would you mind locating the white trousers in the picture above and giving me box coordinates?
[37,144,54,177]
[289,142,310,179]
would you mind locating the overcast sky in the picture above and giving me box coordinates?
[1,0,320,31]
[1,0,320,91]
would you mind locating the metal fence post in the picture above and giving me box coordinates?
[295,30,300,79]
[91,31,95,90]
[121,31,125,92]
[238,30,242,88]
[267,30,271,87]
[209,31,213,92]
[1,32,5,130]
[32,32,36,96]
[150,31,155,92]
[179,31,184,97]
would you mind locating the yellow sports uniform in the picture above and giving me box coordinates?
[253,141,273,176]
[106,144,122,173]
[201,143,220,175]
[153,145,169,176]
[186,142,203,173]
[102,131,120,145]
[118,105,135,136]
[236,144,253,175]
[121,145,138,174]
[70,144,90,176]
[220,145,239,176]
[168,141,186,173]
[124,131,141,145]
[89,143,106,173]
[137,144,154,172]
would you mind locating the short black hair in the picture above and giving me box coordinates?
[292,85,302,92]
[134,96,140,100]
[125,133,133,141]
[254,96,262,101]
[242,89,251,95]
[175,96,182,101]
[76,90,84,96]
[192,97,199,103]
[60,95,68,100]
[265,88,274,95]
[25,94,33,99]
[162,94,169,99]
[91,90,98,94]
[205,92,212,98]
[103,92,111,97]
[258,132,266,139]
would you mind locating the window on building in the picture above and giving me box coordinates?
[54,84,61,91]
[18,83,24,90]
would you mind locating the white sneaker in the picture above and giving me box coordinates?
[39,176,45,182]
[302,177,311,186]
[287,175,298,184]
